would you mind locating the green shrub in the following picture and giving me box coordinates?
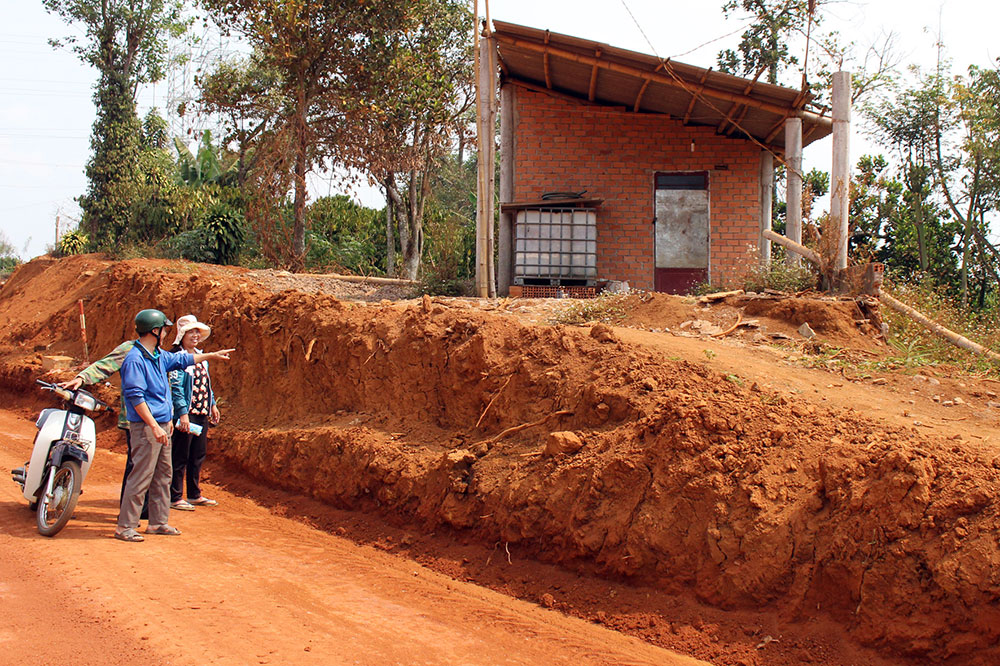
[57,230,89,256]
[203,204,247,265]
[157,228,215,263]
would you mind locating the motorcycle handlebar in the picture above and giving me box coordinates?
[36,378,107,411]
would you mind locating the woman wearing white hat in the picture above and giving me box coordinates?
[168,314,221,510]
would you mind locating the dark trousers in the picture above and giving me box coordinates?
[171,414,208,502]
[119,428,150,520]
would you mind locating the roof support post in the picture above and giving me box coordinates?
[830,71,852,271]
[784,117,803,267]
[587,49,601,101]
[759,150,773,266]
[476,31,498,297]
[498,83,516,296]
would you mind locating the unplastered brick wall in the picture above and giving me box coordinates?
[513,87,761,291]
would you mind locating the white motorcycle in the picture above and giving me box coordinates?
[10,379,106,536]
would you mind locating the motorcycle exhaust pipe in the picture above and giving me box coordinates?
[11,466,26,485]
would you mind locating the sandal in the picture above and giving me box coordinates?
[171,500,195,511]
[114,528,144,543]
[189,497,218,507]
[146,524,182,536]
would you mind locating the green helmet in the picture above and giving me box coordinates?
[134,309,173,335]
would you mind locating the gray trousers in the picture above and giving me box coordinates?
[119,422,172,530]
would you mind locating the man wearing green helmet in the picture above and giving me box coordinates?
[115,309,235,543]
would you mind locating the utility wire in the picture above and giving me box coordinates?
[618,0,815,181]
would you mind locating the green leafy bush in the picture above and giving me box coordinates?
[157,228,215,263]
[57,230,89,256]
[203,204,247,265]
[305,196,383,274]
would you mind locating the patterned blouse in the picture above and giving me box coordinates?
[189,362,211,417]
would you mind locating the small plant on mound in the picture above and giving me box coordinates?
[741,256,817,293]
[56,230,88,256]
[550,292,629,325]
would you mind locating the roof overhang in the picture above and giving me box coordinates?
[492,21,832,151]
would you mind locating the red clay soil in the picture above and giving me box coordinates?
[618,291,885,350]
[2,255,999,665]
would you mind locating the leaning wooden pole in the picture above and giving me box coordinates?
[762,229,822,266]
[765,228,1000,364]
[879,293,1000,364]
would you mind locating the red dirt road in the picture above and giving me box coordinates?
[0,411,705,666]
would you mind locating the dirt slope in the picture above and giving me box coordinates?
[2,255,999,665]
[0,411,701,666]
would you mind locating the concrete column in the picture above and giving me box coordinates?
[498,84,515,296]
[759,150,773,266]
[831,71,852,270]
[784,117,803,267]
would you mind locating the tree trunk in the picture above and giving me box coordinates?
[385,179,421,282]
[960,162,981,307]
[384,176,395,277]
[292,81,308,266]
[905,165,928,271]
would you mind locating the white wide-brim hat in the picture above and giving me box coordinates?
[173,314,211,346]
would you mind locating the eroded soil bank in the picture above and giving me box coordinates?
[2,256,998,664]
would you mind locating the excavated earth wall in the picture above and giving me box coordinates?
[1,256,999,663]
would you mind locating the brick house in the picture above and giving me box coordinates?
[491,22,832,295]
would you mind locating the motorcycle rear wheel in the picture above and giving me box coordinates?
[36,460,82,537]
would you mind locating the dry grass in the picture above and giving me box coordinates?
[549,292,629,325]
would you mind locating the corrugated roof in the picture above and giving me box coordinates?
[492,20,832,150]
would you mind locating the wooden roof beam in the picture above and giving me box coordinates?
[719,66,766,133]
[633,78,651,112]
[765,116,789,143]
[723,105,750,135]
[543,30,552,88]
[717,102,739,133]
[683,68,712,124]
[588,49,602,101]
[494,33,833,127]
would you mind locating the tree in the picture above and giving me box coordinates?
[848,154,958,285]
[44,0,186,249]
[866,73,943,272]
[199,0,471,275]
[0,231,20,275]
[717,0,825,85]
[200,0,445,269]
[930,63,1000,304]
[367,2,473,280]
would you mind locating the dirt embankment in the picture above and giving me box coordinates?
[2,256,999,664]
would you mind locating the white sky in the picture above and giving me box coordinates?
[1,0,998,259]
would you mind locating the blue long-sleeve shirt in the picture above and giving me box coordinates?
[120,340,194,424]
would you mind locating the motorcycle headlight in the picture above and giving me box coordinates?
[73,391,98,411]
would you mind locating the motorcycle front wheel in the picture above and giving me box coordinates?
[36,460,82,537]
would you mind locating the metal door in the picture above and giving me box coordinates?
[654,172,709,294]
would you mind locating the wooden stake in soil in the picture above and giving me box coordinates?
[77,299,89,364]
